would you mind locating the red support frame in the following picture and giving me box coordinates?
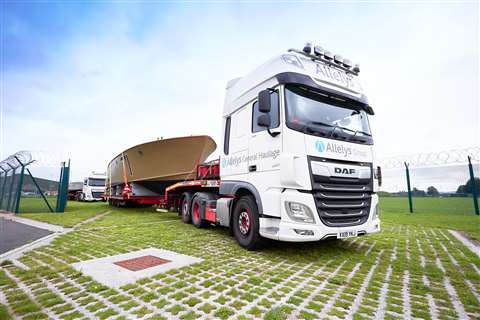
[107,160,221,208]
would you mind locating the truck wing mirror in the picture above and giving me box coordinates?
[258,90,271,113]
[257,114,271,127]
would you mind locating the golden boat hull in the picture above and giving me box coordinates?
[107,135,217,187]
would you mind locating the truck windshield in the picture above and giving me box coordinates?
[285,85,373,144]
[88,178,105,187]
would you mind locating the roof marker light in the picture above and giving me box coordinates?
[342,59,352,68]
[313,46,324,56]
[303,42,312,54]
[353,64,360,73]
[324,50,333,60]
[333,54,343,64]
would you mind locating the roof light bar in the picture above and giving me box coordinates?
[333,54,343,64]
[313,46,324,56]
[303,42,312,54]
[324,50,333,60]
[342,59,352,68]
[288,42,360,75]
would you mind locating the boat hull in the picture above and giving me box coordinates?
[107,135,217,187]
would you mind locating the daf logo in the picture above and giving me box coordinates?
[335,167,355,175]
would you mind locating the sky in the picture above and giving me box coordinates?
[1,1,479,191]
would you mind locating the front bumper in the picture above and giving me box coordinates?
[259,190,380,242]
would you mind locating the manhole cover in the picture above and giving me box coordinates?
[114,255,171,271]
[71,248,202,287]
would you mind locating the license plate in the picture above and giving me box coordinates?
[338,230,357,239]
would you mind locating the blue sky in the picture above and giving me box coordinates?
[2,1,479,190]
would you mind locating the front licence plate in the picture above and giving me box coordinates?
[338,230,358,239]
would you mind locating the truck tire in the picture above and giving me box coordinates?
[180,192,193,223]
[232,195,262,250]
[191,194,207,228]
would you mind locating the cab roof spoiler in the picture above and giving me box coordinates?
[276,72,375,115]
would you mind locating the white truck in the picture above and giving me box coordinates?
[126,43,382,250]
[80,172,106,201]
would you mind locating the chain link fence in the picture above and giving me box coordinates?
[378,147,480,215]
[0,151,70,213]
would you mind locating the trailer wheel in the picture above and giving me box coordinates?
[180,192,193,223]
[232,195,262,250]
[191,195,206,228]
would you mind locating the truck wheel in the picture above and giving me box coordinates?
[191,195,206,228]
[232,195,262,250]
[180,192,193,223]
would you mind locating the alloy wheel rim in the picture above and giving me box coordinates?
[238,211,250,235]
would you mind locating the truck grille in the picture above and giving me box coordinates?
[92,192,104,199]
[309,157,373,227]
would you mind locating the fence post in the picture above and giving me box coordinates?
[467,156,479,215]
[0,170,3,200]
[56,160,70,212]
[0,168,7,210]
[62,160,70,211]
[55,163,64,212]
[14,156,25,214]
[55,161,70,213]
[6,164,16,212]
[404,162,413,213]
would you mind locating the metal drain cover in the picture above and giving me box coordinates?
[114,255,171,271]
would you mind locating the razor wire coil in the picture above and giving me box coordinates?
[0,150,67,171]
[378,147,480,169]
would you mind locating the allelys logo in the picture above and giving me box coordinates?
[315,140,368,159]
[315,141,326,153]
[315,140,351,157]
[316,63,362,93]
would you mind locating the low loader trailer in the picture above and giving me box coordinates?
[107,43,382,250]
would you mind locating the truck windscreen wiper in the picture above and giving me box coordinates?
[331,124,372,137]
[354,130,372,137]
[308,121,335,128]
[303,121,334,136]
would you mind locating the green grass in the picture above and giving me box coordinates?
[0,304,10,320]
[17,196,57,213]
[19,201,109,227]
[2,196,478,319]
[380,197,480,240]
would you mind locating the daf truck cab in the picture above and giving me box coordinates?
[115,43,381,250]
[217,43,381,248]
[80,172,106,201]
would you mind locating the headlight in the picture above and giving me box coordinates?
[285,202,315,224]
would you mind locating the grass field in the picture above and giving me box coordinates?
[19,201,108,228]
[17,197,58,213]
[1,198,478,319]
[19,197,480,239]
[380,197,480,240]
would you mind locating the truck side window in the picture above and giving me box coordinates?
[224,116,231,155]
[252,90,279,133]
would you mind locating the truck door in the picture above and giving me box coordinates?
[220,105,251,179]
[248,89,282,177]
